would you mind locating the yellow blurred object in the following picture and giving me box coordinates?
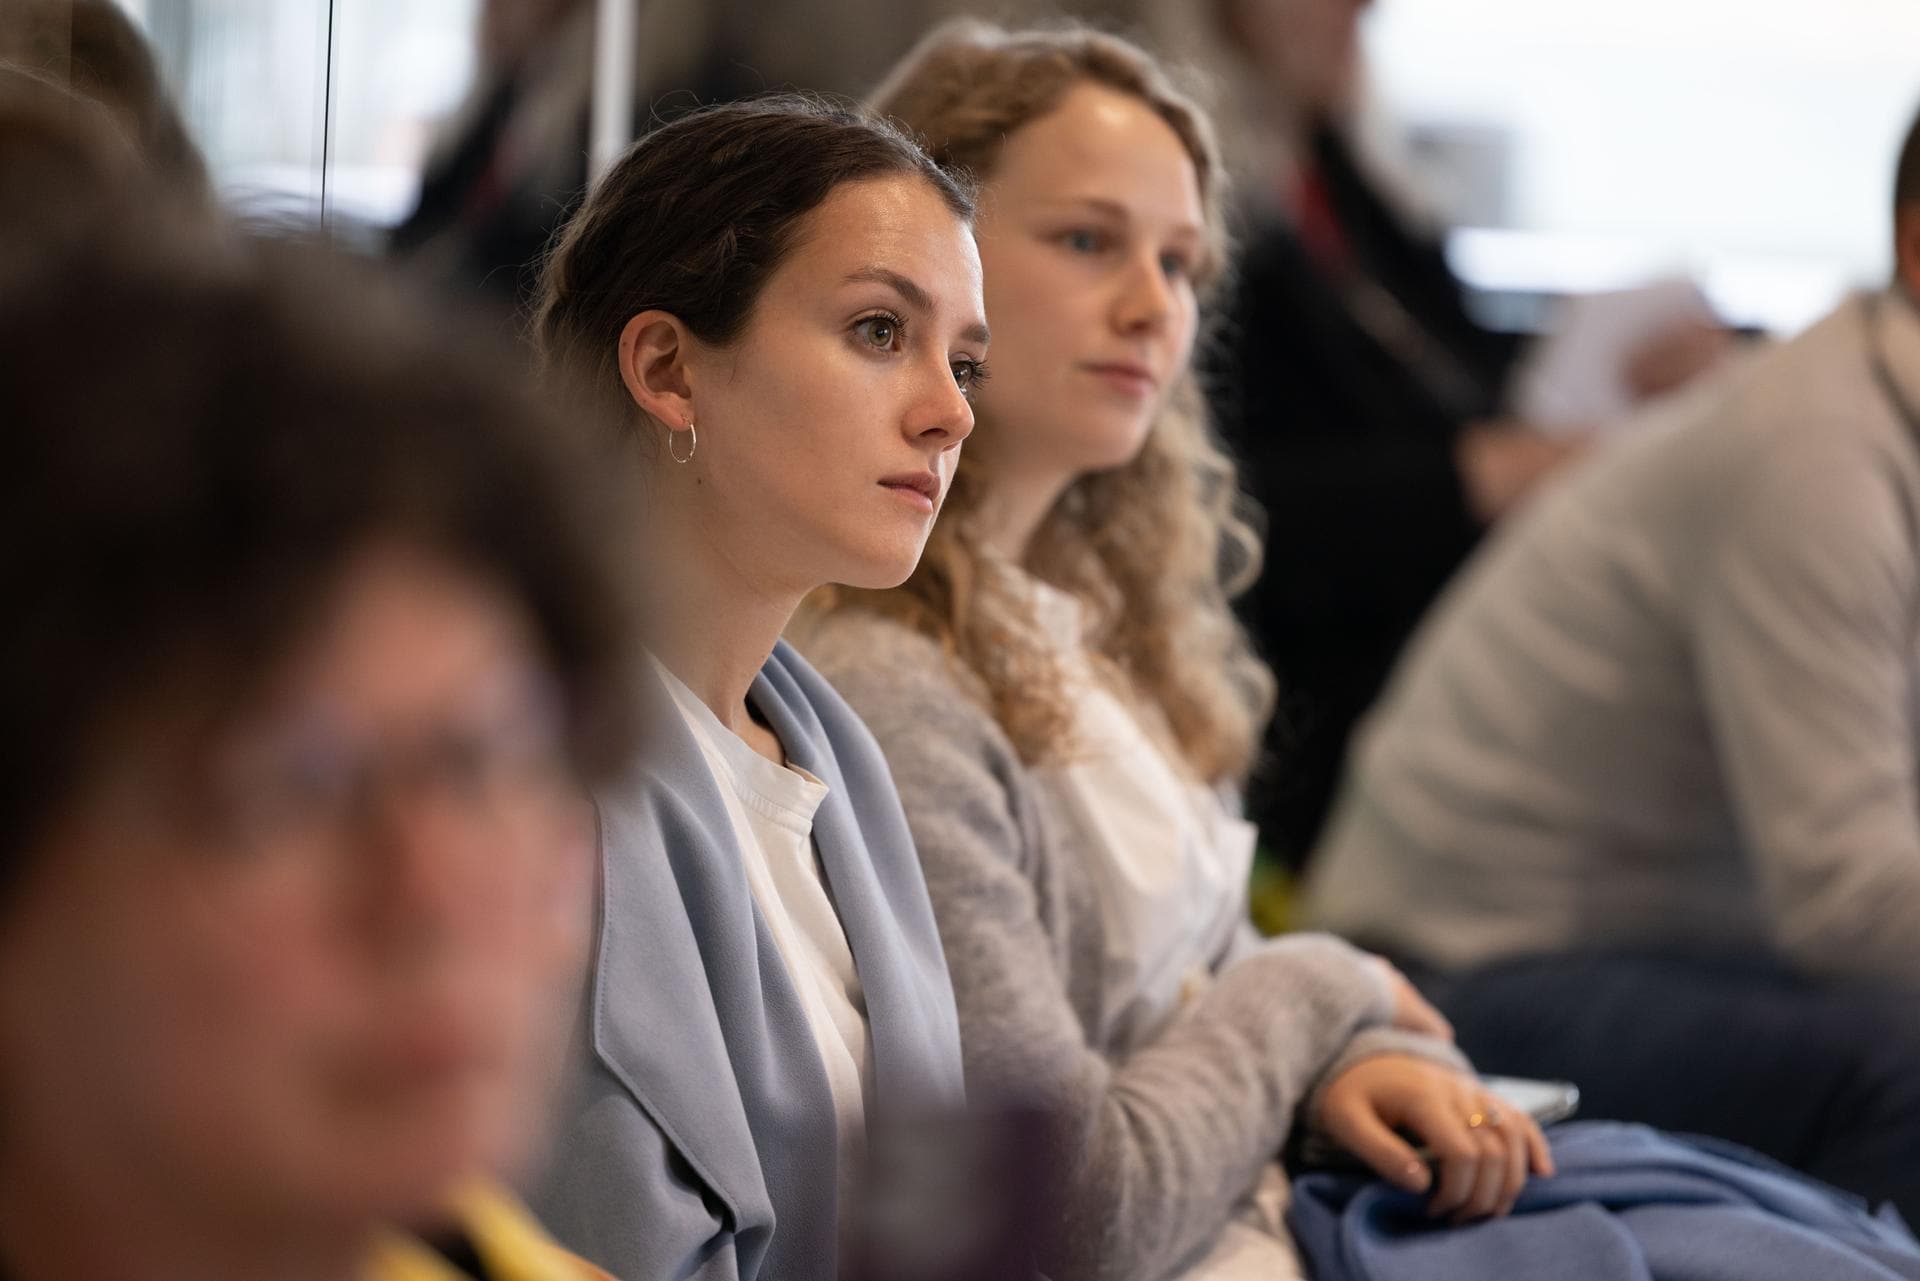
[1247,847,1299,937]
[366,1182,614,1281]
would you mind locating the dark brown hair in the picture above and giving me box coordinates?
[533,93,974,440]
[0,219,640,886]
[0,0,208,190]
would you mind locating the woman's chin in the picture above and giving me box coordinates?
[311,1091,535,1220]
[833,543,929,592]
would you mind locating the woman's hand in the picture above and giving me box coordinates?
[1313,1056,1556,1223]
[1368,956,1454,1043]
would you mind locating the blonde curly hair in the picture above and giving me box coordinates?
[805,19,1274,785]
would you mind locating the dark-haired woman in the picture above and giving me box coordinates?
[0,221,630,1279]
[525,97,989,1281]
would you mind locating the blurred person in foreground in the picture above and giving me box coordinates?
[0,216,636,1279]
[1306,107,1920,1221]
[1193,0,1726,866]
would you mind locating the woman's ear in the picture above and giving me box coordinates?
[617,310,698,431]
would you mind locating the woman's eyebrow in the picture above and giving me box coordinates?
[843,265,989,346]
[1031,196,1203,245]
[844,265,934,311]
[1029,195,1130,221]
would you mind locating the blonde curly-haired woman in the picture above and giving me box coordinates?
[797,22,1547,1281]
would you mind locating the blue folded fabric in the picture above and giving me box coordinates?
[1288,1121,1920,1281]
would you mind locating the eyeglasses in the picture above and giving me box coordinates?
[162,670,583,868]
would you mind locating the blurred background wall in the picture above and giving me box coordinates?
[1361,0,1920,332]
[103,0,1920,332]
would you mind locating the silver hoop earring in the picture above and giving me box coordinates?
[667,419,696,465]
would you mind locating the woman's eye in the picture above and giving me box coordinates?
[855,315,901,350]
[951,358,990,399]
[1160,251,1192,280]
[1061,229,1106,254]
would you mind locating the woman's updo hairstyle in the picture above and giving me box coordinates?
[534,94,975,442]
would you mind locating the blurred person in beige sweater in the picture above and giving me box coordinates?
[1307,106,1920,1223]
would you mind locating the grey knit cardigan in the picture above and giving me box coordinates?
[802,612,1465,1281]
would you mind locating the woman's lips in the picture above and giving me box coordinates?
[879,471,939,514]
[1082,362,1157,398]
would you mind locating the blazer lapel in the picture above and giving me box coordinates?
[591,662,841,1278]
[751,645,966,1115]
[590,698,770,1232]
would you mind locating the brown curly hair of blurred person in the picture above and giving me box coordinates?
[804,19,1274,787]
[0,219,641,892]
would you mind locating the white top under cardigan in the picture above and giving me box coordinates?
[1019,575,1300,1281]
[1023,576,1259,1054]
[661,667,873,1211]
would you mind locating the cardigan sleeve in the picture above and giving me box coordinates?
[804,615,1406,1281]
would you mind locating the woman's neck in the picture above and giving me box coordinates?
[0,1154,371,1281]
[646,514,806,740]
[972,464,1075,567]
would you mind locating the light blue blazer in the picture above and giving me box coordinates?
[528,640,966,1281]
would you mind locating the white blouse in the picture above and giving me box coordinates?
[1022,576,1259,1055]
[1017,576,1300,1281]
[661,667,872,1214]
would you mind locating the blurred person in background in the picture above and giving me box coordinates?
[1305,105,1920,1222]
[390,0,1161,311]
[1191,0,1726,867]
[389,0,925,311]
[804,22,1541,1280]
[0,212,637,1280]
[389,0,596,309]
[526,96,987,1281]
[0,0,207,193]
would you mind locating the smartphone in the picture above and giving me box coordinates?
[1294,1073,1580,1172]
[1478,1074,1580,1128]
